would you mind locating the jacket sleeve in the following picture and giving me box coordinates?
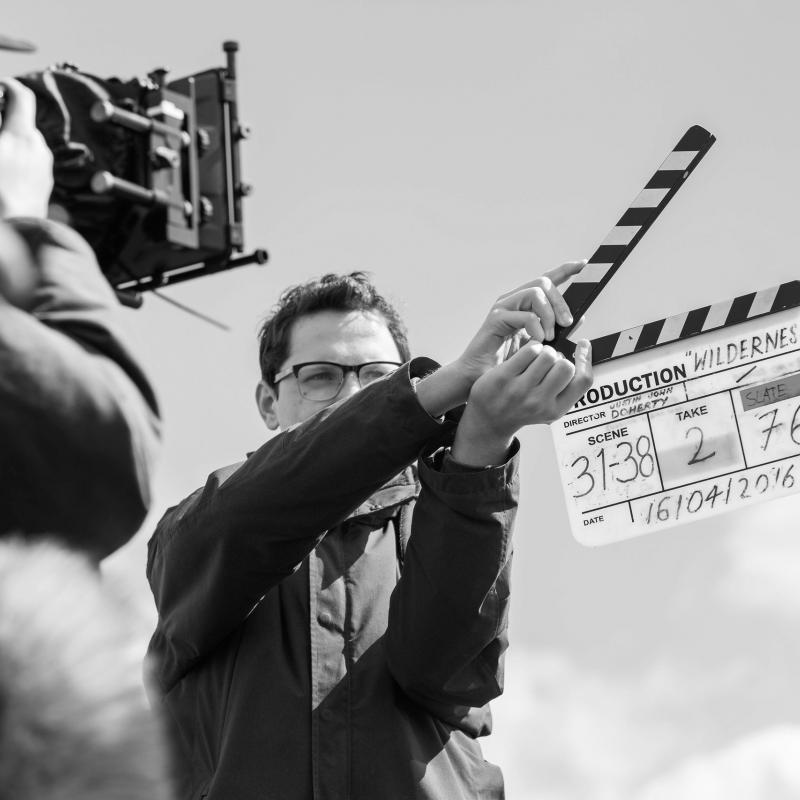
[146,359,455,693]
[385,443,519,737]
[0,219,160,558]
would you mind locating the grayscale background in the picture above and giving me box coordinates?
[7,1,800,796]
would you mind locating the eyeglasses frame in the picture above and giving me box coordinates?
[272,360,403,399]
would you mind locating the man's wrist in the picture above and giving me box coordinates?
[451,406,514,468]
[415,361,474,418]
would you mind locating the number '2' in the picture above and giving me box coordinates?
[686,426,716,465]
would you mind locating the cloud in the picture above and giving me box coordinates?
[716,494,800,617]
[481,647,795,800]
[634,726,800,800]
[482,649,676,800]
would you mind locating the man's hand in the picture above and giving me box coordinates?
[0,77,53,219]
[451,339,593,467]
[416,261,586,418]
[454,260,585,381]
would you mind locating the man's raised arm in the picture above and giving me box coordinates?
[147,358,453,691]
[386,340,593,729]
[148,265,591,690]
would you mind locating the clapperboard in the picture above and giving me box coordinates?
[551,126,800,546]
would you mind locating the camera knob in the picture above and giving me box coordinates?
[199,196,214,222]
[150,146,180,169]
[197,128,212,154]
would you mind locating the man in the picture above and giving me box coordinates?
[147,270,592,799]
[148,262,591,800]
[0,76,160,556]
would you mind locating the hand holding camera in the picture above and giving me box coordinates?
[0,77,52,219]
[0,78,53,307]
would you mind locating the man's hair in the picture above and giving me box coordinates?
[258,271,411,386]
[0,538,173,800]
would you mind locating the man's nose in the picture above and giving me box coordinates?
[337,371,362,400]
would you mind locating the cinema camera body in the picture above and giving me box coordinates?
[1,41,266,305]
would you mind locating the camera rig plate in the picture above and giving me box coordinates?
[9,41,267,302]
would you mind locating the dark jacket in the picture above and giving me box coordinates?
[0,218,160,556]
[146,359,518,799]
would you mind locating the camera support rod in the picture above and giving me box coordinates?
[90,170,191,214]
[90,99,191,147]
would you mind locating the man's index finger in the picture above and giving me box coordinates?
[544,260,587,286]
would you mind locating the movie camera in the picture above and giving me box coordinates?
[0,41,266,306]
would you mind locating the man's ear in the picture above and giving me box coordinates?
[255,380,280,430]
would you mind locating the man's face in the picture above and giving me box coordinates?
[256,309,403,431]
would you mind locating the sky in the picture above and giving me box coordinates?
[7,1,800,797]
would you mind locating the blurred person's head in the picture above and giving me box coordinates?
[256,272,410,430]
[0,538,172,800]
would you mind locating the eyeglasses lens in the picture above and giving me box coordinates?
[296,364,342,400]
[358,363,398,384]
[296,363,399,400]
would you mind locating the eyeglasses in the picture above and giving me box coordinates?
[273,361,402,401]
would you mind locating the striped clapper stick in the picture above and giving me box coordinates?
[590,281,800,365]
[554,125,716,359]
